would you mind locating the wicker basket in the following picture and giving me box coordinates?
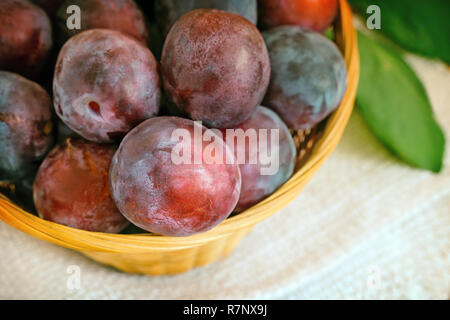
[0,0,359,275]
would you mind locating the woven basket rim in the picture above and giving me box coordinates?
[0,0,360,252]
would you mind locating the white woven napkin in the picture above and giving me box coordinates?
[0,54,448,300]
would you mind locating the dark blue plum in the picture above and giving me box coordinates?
[0,71,54,181]
[262,26,347,130]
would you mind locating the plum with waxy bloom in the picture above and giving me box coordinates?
[109,116,241,236]
[0,0,53,79]
[263,26,347,130]
[53,29,161,143]
[0,71,54,180]
[222,106,296,212]
[161,9,270,128]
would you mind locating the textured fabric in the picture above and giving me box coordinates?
[0,54,448,300]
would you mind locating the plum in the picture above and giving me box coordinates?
[259,0,338,32]
[155,0,257,36]
[109,117,241,237]
[53,29,161,143]
[33,138,129,233]
[0,71,54,181]
[222,106,296,212]
[161,9,270,128]
[262,26,347,130]
[55,0,149,45]
[0,0,53,79]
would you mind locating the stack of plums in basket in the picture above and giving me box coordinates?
[0,0,347,237]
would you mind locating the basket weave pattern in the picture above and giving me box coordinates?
[0,0,359,275]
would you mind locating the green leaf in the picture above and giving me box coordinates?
[356,31,445,172]
[348,0,450,63]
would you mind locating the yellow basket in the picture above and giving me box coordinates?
[0,0,359,275]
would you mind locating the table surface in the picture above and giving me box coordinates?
[1,51,449,300]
